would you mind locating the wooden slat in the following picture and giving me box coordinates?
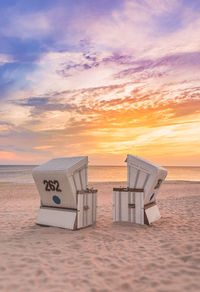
[140,192,144,224]
[84,194,87,226]
[128,191,131,222]
[113,187,144,192]
[115,191,120,221]
[128,203,136,208]
[85,167,88,188]
[41,205,77,211]
[129,167,139,188]
[113,191,116,221]
[69,175,77,201]
[121,192,129,221]
[79,171,83,189]
[77,193,84,228]
[144,202,157,210]
[80,167,87,189]
[135,192,144,224]
[77,188,98,194]
[127,165,131,187]
[74,172,82,191]
[88,193,93,226]
[130,192,135,223]
[93,192,97,222]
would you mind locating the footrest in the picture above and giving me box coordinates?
[36,207,77,230]
[144,203,161,225]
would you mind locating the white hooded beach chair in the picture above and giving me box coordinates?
[32,156,97,230]
[113,155,167,225]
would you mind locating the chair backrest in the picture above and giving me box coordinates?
[126,154,167,205]
[32,156,88,209]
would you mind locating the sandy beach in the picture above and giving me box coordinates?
[0,181,200,292]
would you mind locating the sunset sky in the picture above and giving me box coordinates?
[0,0,200,165]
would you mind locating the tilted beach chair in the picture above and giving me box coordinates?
[32,156,97,230]
[113,155,167,225]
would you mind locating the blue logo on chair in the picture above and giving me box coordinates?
[150,193,155,201]
[53,195,61,204]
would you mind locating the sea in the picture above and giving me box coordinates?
[0,165,200,183]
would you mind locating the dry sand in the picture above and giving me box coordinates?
[0,181,200,292]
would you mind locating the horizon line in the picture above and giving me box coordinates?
[0,164,200,167]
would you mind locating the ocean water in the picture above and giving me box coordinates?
[0,165,200,183]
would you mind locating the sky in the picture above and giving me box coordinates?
[0,0,200,166]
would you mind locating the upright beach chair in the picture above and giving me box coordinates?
[113,155,167,225]
[32,156,97,230]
